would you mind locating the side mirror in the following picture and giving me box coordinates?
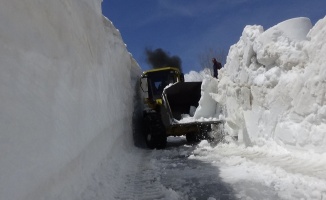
[140,77,149,99]
[140,77,148,92]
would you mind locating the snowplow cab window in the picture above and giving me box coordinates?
[147,70,178,100]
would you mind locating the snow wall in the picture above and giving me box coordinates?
[0,1,141,199]
[203,17,326,153]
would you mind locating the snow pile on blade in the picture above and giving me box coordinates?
[176,76,224,123]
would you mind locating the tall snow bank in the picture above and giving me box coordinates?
[0,1,141,200]
[210,17,326,153]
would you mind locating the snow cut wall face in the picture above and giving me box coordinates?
[215,17,326,153]
[0,0,141,199]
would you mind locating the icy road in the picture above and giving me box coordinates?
[109,137,326,200]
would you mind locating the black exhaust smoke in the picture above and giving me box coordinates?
[145,48,182,72]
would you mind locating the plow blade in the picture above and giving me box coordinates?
[163,82,202,121]
[162,81,224,137]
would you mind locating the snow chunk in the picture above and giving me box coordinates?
[194,77,220,119]
[254,17,312,68]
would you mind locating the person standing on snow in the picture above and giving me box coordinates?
[212,58,222,78]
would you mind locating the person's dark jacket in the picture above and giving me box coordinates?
[213,60,222,78]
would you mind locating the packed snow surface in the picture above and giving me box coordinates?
[0,1,141,199]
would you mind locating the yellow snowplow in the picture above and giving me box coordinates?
[140,67,221,149]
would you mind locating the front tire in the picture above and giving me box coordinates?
[144,113,167,149]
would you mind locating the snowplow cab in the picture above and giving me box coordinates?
[140,67,184,111]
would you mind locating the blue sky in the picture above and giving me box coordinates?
[102,0,325,73]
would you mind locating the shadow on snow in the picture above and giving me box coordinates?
[146,136,237,200]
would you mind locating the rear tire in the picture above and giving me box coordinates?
[186,132,200,143]
[186,124,213,143]
[143,113,167,149]
[199,124,213,141]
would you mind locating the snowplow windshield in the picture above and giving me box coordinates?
[146,70,178,100]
